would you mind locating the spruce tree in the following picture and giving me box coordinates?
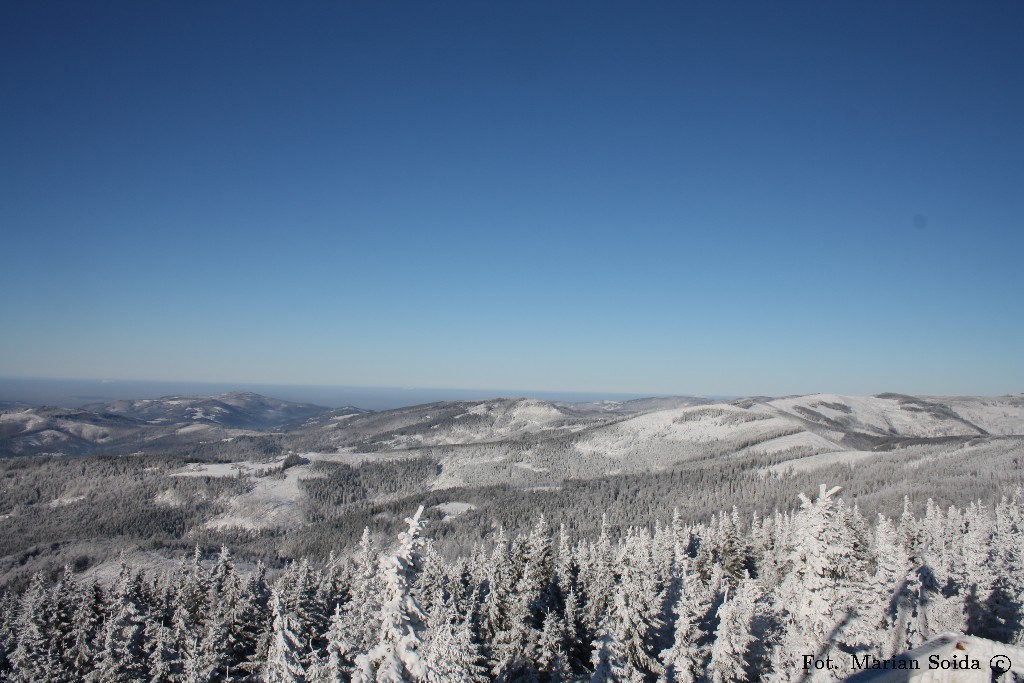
[344,528,384,657]
[93,562,150,683]
[7,573,52,683]
[353,506,432,683]
[659,570,708,683]
[707,580,760,683]
[264,588,309,683]
[770,485,851,682]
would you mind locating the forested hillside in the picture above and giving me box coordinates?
[2,391,1022,681]
[2,485,1022,681]
[2,393,1023,595]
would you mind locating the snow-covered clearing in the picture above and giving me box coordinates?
[743,430,837,455]
[170,451,417,530]
[48,494,86,508]
[175,423,213,436]
[197,461,318,531]
[573,403,814,460]
[763,450,878,474]
[432,502,475,521]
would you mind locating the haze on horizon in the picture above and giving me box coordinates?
[1,2,1022,398]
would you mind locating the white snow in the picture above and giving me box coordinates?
[0,411,45,430]
[58,422,111,442]
[514,462,550,473]
[432,501,475,521]
[172,461,253,477]
[573,402,827,461]
[154,489,187,507]
[763,450,879,474]
[172,451,408,531]
[176,423,213,435]
[203,461,313,531]
[743,430,837,455]
[768,394,980,438]
[48,494,86,508]
[943,396,1024,435]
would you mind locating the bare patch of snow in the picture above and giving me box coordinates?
[154,489,186,507]
[48,494,86,508]
[763,450,878,474]
[176,423,213,435]
[432,501,475,521]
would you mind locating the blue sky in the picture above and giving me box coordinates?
[1,1,1021,397]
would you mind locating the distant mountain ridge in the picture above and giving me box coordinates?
[82,390,327,430]
[0,391,329,457]
[1,390,1022,462]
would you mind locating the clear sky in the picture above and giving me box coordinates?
[1,1,1021,398]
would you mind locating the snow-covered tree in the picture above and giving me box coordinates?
[423,595,487,683]
[353,506,431,683]
[314,603,351,682]
[590,534,664,682]
[145,612,179,683]
[264,588,309,683]
[345,528,384,657]
[69,577,105,680]
[707,579,760,683]
[660,569,710,683]
[7,573,53,683]
[770,485,855,682]
[537,609,572,682]
[93,562,149,683]
[581,515,616,643]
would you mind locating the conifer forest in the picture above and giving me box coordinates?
[2,483,1023,682]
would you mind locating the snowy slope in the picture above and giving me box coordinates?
[572,403,837,462]
[290,397,602,452]
[766,393,986,439]
[0,407,144,456]
[939,395,1024,435]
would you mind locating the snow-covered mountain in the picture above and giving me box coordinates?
[4,390,1021,466]
[289,392,1022,490]
[0,392,331,457]
[287,397,597,452]
[3,389,1023,600]
[553,395,714,416]
[83,391,327,430]
[0,406,149,457]
[137,391,1024,531]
